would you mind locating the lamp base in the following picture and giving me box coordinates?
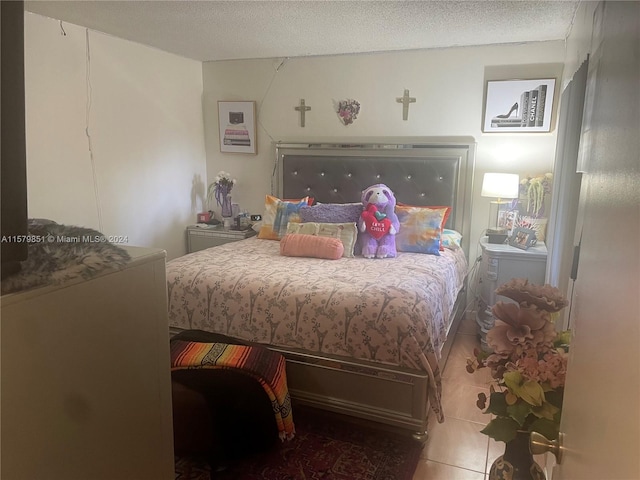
[487,227,508,244]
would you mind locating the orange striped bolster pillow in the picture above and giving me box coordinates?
[280,233,344,260]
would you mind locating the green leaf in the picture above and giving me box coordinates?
[554,330,571,347]
[531,401,560,420]
[507,400,533,426]
[529,417,560,440]
[485,391,509,416]
[503,372,545,406]
[481,417,520,443]
[545,389,564,408]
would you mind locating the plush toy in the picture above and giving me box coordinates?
[358,184,400,258]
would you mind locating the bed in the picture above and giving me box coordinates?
[167,140,475,440]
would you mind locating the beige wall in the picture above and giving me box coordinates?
[24,13,207,260]
[202,42,564,255]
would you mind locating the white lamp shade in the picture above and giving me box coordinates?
[481,173,520,199]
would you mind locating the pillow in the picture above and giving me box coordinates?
[395,205,451,255]
[286,222,319,236]
[287,222,358,258]
[257,195,309,240]
[285,197,314,206]
[280,234,344,260]
[299,203,363,224]
[442,229,463,250]
[396,204,452,251]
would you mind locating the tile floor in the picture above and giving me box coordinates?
[412,314,547,480]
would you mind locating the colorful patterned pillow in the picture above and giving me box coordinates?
[397,204,452,251]
[442,229,463,250]
[257,195,309,240]
[395,205,451,255]
[299,203,363,224]
[286,222,358,258]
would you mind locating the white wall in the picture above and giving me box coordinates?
[24,13,207,260]
[202,42,565,257]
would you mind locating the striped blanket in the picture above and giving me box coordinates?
[170,340,295,441]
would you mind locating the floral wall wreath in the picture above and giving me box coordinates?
[336,99,361,125]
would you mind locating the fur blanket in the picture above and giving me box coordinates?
[1,219,131,295]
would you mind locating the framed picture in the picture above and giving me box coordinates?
[509,227,538,250]
[498,208,519,236]
[218,101,257,154]
[483,79,556,132]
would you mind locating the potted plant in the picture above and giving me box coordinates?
[467,278,570,480]
[517,173,553,242]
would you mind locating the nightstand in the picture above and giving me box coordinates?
[476,237,548,350]
[186,225,257,253]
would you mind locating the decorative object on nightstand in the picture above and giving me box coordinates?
[186,225,256,253]
[476,237,547,351]
[509,226,538,250]
[481,173,520,244]
[517,173,553,242]
[208,171,236,222]
[466,279,570,480]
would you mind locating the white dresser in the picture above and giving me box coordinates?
[1,246,174,480]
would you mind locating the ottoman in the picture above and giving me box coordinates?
[170,330,281,468]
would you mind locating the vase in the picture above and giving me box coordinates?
[518,216,548,243]
[488,431,546,480]
[221,195,233,218]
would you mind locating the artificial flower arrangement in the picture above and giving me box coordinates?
[518,173,553,218]
[467,278,570,443]
[207,171,236,217]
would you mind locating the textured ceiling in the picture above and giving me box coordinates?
[25,1,579,62]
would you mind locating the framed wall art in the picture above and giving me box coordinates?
[483,79,556,132]
[218,101,257,154]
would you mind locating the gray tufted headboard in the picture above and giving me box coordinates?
[274,140,475,258]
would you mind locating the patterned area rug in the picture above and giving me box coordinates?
[175,406,423,480]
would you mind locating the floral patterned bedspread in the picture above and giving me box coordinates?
[166,237,467,420]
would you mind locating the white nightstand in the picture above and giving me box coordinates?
[186,225,257,253]
[476,237,548,350]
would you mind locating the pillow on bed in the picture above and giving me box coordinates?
[286,222,319,235]
[442,229,463,250]
[299,203,363,224]
[286,222,358,258]
[396,204,452,251]
[395,205,451,255]
[258,195,309,240]
[280,234,344,260]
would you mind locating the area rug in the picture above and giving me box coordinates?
[175,406,423,480]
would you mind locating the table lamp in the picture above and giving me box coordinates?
[481,173,520,243]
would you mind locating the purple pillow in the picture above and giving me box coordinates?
[299,203,363,224]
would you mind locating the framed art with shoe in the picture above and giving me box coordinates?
[483,79,556,132]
